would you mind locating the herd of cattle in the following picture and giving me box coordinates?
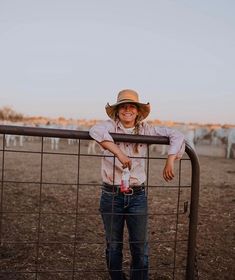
[1,122,235,159]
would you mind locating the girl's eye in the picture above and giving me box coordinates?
[120,104,137,110]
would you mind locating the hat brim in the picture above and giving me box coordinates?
[105,100,150,121]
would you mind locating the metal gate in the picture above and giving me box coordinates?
[0,125,200,280]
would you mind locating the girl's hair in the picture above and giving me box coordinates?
[133,115,141,153]
[134,122,140,154]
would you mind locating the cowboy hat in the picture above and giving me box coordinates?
[105,89,150,121]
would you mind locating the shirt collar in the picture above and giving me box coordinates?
[116,119,144,131]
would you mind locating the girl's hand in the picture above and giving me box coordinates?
[116,150,132,170]
[163,155,177,182]
[99,140,132,169]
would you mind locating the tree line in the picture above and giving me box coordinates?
[0,106,24,122]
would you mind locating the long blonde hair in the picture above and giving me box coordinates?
[133,115,141,153]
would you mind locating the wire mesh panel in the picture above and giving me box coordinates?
[0,125,199,280]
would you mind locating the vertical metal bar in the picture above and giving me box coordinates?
[0,134,6,244]
[146,144,150,195]
[185,145,200,280]
[35,136,44,279]
[72,139,81,280]
[172,159,182,279]
[108,155,117,274]
[145,145,151,280]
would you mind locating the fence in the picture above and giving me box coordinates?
[0,125,200,280]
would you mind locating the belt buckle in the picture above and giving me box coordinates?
[123,187,133,196]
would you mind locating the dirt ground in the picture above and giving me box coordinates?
[0,138,234,280]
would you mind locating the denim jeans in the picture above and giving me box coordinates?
[100,186,148,280]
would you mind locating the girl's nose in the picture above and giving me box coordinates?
[124,105,130,110]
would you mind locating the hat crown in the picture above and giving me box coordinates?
[117,90,139,103]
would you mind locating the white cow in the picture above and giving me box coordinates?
[38,123,60,150]
[194,127,211,145]
[5,134,17,147]
[227,129,235,158]
[50,136,59,150]
[65,124,80,145]
[210,128,235,159]
[2,121,26,148]
[4,134,25,147]
[158,128,196,156]
[87,140,100,154]
[151,125,212,156]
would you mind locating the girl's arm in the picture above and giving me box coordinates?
[147,124,185,159]
[99,140,132,169]
[163,154,177,182]
[89,121,131,169]
[146,124,185,182]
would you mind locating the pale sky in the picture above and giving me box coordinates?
[0,0,234,125]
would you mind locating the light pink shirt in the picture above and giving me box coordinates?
[89,119,185,186]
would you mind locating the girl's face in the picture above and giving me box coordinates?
[117,103,139,128]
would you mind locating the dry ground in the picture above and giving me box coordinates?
[0,138,234,280]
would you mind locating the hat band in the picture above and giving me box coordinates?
[117,98,138,103]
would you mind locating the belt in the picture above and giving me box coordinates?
[102,183,145,196]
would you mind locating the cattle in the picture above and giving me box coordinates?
[87,140,100,154]
[211,128,235,159]
[5,134,24,147]
[36,122,61,150]
[150,125,213,156]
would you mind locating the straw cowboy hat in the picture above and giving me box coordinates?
[105,89,150,121]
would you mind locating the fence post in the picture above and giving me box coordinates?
[185,144,200,280]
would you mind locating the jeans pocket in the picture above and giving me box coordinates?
[101,189,115,195]
[100,190,116,213]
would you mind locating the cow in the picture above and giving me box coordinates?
[210,128,235,159]
[87,140,100,154]
[150,125,212,156]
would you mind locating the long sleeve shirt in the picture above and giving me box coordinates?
[89,119,185,186]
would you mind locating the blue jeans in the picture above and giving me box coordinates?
[100,186,148,280]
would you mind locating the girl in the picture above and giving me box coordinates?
[89,89,185,280]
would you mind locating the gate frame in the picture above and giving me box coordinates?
[0,124,200,279]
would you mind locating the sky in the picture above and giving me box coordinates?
[0,0,234,125]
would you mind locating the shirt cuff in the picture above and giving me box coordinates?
[168,142,185,159]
